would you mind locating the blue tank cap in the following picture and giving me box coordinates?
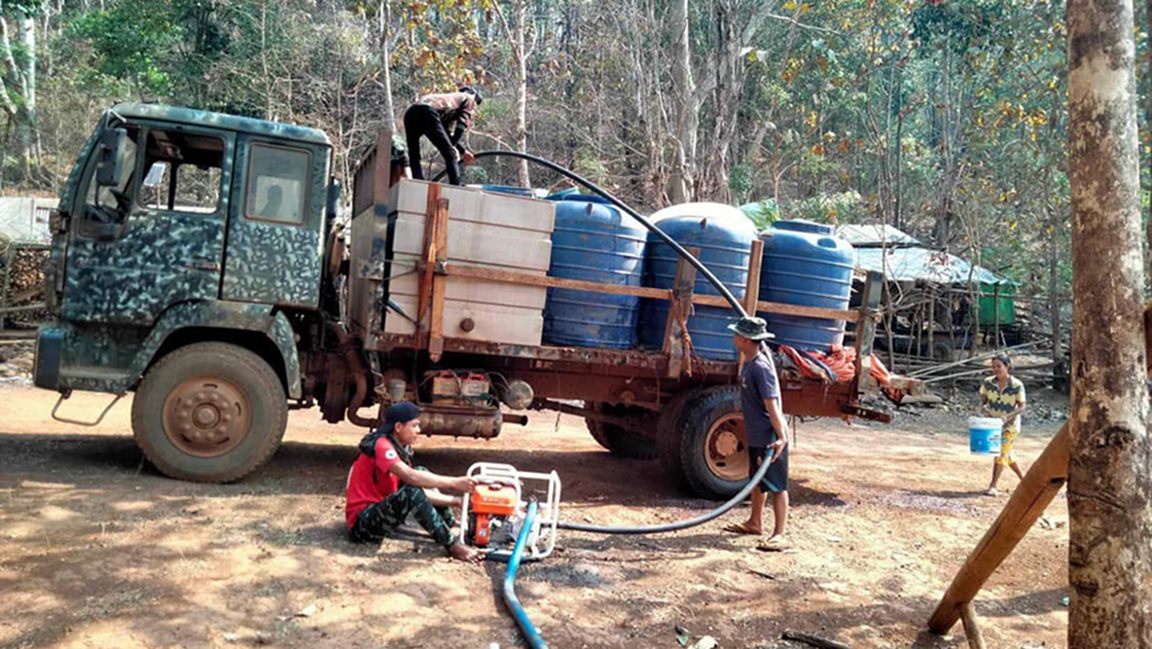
[769,219,834,235]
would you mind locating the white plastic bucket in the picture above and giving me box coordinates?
[968,416,1003,455]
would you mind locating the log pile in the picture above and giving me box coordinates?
[1,236,50,328]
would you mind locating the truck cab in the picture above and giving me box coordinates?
[36,104,335,481]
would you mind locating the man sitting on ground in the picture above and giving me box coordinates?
[345,402,484,563]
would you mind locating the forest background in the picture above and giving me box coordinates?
[0,0,1132,321]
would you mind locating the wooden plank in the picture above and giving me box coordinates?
[415,182,442,345]
[740,238,764,367]
[958,602,987,649]
[444,263,861,323]
[664,247,699,378]
[0,302,46,315]
[927,422,1069,634]
[853,271,882,390]
[445,263,672,299]
[694,294,860,323]
[428,197,449,362]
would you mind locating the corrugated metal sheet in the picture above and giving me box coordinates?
[854,246,1005,285]
[835,223,922,248]
[0,197,56,244]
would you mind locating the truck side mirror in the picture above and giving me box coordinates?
[95,127,128,188]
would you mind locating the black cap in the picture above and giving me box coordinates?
[383,401,420,429]
[459,85,483,105]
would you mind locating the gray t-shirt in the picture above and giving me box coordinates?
[740,350,782,447]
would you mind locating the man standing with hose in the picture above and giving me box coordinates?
[725,317,793,550]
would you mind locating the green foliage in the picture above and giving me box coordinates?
[740,199,778,230]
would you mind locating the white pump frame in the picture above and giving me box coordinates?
[459,462,561,561]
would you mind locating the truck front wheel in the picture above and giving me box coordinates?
[132,342,288,483]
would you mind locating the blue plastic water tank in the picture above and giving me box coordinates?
[543,196,647,349]
[758,220,855,351]
[479,184,535,197]
[639,203,757,360]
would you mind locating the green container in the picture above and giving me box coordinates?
[977,282,1015,326]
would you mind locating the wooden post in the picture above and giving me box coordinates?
[416,183,442,346]
[739,239,764,367]
[927,422,1069,634]
[948,287,957,390]
[375,128,393,204]
[928,284,936,360]
[663,247,699,378]
[993,283,1000,350]
[852,271,881,391]
[428,197,449,362]
[0,241,11,333]
[958,602,987,649]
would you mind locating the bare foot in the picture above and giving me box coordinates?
[723,521,763,535]
[448,543,485,564]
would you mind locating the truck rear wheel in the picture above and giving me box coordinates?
[584,403,657,460]
[132,342,287,483]
[676,387,749,500]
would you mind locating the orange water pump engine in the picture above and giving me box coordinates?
[469,482,518,547]
[460,462,561,561]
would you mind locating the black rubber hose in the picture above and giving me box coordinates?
[432,150,776,535]
[557,454,775,534]
[432,150,749,316]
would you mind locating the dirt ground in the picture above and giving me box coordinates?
[0,382,1070,649]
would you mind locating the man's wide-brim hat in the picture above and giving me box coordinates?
[727,316,774,341]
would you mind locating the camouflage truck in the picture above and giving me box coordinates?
[33,104,896,498]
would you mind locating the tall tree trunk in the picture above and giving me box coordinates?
[1067,1,1152,647]
[893,64,905,232]
[513,0,529,187]
[933,34,953,250]
[1147,0,1152,294]
[668,0,696,204]
[17,12,34,167]
[379,0,396,131]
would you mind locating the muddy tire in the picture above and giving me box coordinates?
[655,388,708,489]
[677,387,748,500]
[585,403,658,460]
[132,342,287,483]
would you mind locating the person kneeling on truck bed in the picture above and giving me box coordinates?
[726,316,793,551]
[402,86,482,185]
[345,402,484,563]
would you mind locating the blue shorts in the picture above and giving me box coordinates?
[748,444,788,493]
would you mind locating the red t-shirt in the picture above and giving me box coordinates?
[345,437,405,529]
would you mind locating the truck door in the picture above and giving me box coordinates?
[63,125,231,324]
[221,135,327,307]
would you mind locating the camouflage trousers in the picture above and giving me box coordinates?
[350,480,457,548]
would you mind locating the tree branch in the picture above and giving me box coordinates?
[765,11,841,35]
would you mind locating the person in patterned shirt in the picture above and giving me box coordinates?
[402,87,482,185]
[979,353,1027,496]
